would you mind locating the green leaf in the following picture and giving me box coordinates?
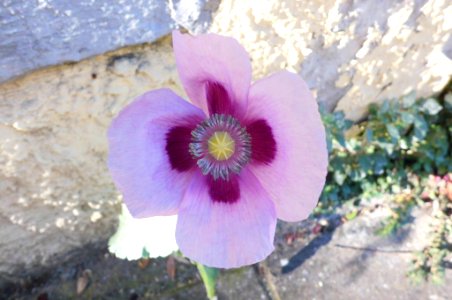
[368,103,379,116]
[400,112,415,125]
[326,134,333,153]
[333,111,345,121]
[421,98,442,115]
[358,155,372,172]
[402,91,416,108]
[336,134,347,148]
[399,138,408,150]
[196,263,219,299]
[345,210,358,220]
[334,170,347,185]
[444,92,452,109]
[386,124,400,139]
[142,247,150,259]
[344,119,354,130]
[365,128,373,142]
[414,115,428,139]
[374,155,388,174]
[380,100,390,114]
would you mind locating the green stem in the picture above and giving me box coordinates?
[196,263,219,299]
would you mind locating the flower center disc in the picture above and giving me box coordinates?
[208,131,235,161]
[190,114,251,180]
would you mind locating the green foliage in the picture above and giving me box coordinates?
[376,192,417,236]
[408,175,452,284]
[318,91,451,212]
[319,89,452,283]
[344,209,358,221]
[196,263,219,299]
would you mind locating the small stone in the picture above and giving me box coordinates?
[55,218,65,228]
[280,258,289,267]
[319,219,329,227]
[90,212,102,223]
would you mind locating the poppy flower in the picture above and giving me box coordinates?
[108,31,328,268]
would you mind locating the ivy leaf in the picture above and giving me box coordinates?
[444,92,452,109]
[334,170,346,185]
[365,128,373,142]
[380,100,390,114]
[374,155,388,175]
[345,210,358,221]
[400,112,415,125]
[358,155,372,173]
[142,248,150,259]
[399,138,408,150]
[336,134,347,148]
[344,119,354,130]
[414,115,428,139]
[402,91,416,108]
[196,263,219,300]
[386,124,400,139]
[421,98,442,115]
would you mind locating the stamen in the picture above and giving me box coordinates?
[190,114,251,180]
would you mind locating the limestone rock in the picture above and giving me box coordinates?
[1,0,451,277]
[0,36,185,275]
[210,0,452,120]
[0,0,219,83]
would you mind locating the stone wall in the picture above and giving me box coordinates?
[0,0,219,83]
[0,37,184,275]
[211,0,452,120]
[0,0,451,276]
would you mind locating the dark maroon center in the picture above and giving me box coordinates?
[165,81,277,204]
[207,175,240,204]
[246,119,277,164]
[165,125,196,172]
[206,81,235,115]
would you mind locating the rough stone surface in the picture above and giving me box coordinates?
[0,0,219,83]
[4,205,451,299]
[0,36,186,275]
[1,0,452,280]
[270,206,450,300]
[210,0,452,119]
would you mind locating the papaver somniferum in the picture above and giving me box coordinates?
[108,31,328,268]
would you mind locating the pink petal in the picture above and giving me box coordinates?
[172,31,252,117]
[176,169,276,268]
[245,71,328,222]
[108,89,205,218]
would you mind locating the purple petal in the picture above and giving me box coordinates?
[245,71,328,222]
[176,169,276,268]
[246,119,277,164]
[108,89,205,218]
[172,31,251,117]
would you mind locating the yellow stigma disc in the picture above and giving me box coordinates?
[208,131,235,161]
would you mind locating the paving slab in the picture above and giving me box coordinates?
[3,204,450,300]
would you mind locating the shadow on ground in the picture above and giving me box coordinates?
[282,216,341,274]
